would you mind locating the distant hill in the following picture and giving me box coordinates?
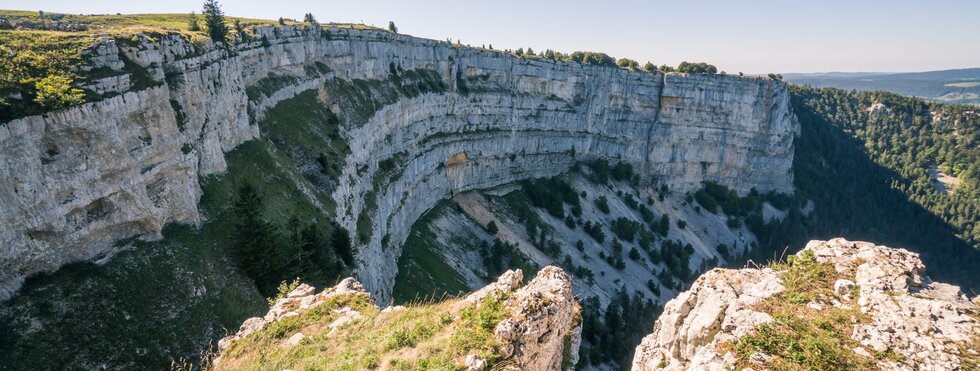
[783,68,980,105]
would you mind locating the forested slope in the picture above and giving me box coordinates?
[746,86,980,292]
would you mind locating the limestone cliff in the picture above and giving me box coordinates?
[214,266,580,370]
[631,238,980,370]
[0,25,797,302]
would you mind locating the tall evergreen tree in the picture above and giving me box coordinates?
[202,0,228,45]
[388,21,398,34]
[331,227,355,267]
[233,183,281,294]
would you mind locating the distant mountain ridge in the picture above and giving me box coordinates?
[783,68,980,105]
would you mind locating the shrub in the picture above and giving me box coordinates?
[34,75,85,109]
[610,217,642,242]
[595,196,610,214]
[617,58,639,70]
[716,243,729,256]
[628,248,641,261]
[676,61,717,74]
[485,221,498,235]
[583,221,605,243]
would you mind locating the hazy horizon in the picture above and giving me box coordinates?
[3,0,979,74]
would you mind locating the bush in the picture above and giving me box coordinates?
[568,51,617,67]
[523,177,580,218]
[34,75,85,109]
[628,248,641,261]
[676,61,717,74]
[610,217,642,242]
[617,58,639,70]
[716,244,729,256]
[583,221,605,243]
[485,221,498,235]
[595,196,610,214]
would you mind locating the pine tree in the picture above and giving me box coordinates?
[233,183,282,294]
[331,227,355,267]
[233,19,248,42]
[303,13,318,27]
[187,11,201,31]
[387,21,398,34]
[202,0,228,45]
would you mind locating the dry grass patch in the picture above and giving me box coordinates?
[215,290,513,370]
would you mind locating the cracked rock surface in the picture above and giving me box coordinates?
[632,238,980,370]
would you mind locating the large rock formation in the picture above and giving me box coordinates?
[632,238,980,370]
[0,25,797,302]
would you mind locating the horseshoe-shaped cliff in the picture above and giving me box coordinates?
[0,26,797,302]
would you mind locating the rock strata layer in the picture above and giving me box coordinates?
[631,238,980,370]
[0,25,797,302]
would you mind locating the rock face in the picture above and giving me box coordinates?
[0,25,797,302]
[492,266,581,370]
[631,238,980,370]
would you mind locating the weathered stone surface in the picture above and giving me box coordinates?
[631,265,783,370]
[216,278,370,351]
[631,238,980,370]
[492,266,581,371]
[0,26,797,303]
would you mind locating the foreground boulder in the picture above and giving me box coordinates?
[214,266,580,370]
[632,238,980,370]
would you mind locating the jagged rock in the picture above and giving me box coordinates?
[807,239,979,369]
[217,278,370,351]
[631,266,783,370]
[465,354,487,371]
[459,268,523,306]
[492,266,581,371]
[632,238,980,371]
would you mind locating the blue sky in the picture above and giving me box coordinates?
[3,0,978,74]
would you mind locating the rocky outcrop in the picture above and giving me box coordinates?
[491,266,581,370]
[0,25,797,302]
[217,277,369,352]
[217,267,580,370]
[631,238,980,370]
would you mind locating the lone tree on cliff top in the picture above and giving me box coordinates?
[388,21,398,33]
[202,0,228,45]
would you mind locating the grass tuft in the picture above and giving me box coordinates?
[720,250,879,370]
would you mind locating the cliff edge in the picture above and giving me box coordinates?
[632,238,980,370]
